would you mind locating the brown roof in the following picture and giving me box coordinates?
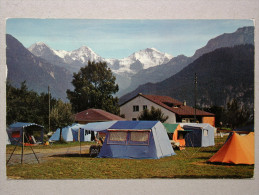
[122,94,214,116]
[74,108,125,122]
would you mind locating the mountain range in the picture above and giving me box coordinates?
[6,26,254,107]
[126,26,254,95]
[6,34,73,100]
[28,26,254,97]
[119,44,254,111]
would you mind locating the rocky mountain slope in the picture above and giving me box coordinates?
[125,26,254,95]
[119,44,254,111]
[6,34,73,101]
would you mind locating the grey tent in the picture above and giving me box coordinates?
[182,123,215,147]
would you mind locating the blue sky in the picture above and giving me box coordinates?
[6,19,253,58]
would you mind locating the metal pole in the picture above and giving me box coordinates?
[194,73,197,122]
[21,129,24,164]
[79,129,81,157]
[48,86,50,133]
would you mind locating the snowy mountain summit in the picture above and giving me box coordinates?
[129,47,173,69]
[28,43,173,76]
[105,48,173,75]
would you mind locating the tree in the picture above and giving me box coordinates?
[203,105,225,127]
[6,81,39,125]
[224,99,250,129]
[138,106,169,123]
[50,100,74,142]
[67,61,120,114]
[6,81,58,132]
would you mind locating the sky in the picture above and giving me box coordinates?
[6,19,254,59]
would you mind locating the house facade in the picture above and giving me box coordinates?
[120,93,215,126]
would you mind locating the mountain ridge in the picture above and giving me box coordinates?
[119,44,254,111]
[125,26,254,96]
[7,34,73,101]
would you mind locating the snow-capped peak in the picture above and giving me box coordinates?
[36,42,47,46]
[28,42,174,77]
[128,48,173,69]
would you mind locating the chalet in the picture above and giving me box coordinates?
[120,93,215,127]
[74,108,125,124]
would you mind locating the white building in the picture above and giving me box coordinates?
[120,93,215,126]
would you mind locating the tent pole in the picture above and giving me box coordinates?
[79,129,81,157]
[21,128,24,164]
[6,136,21,165]
[24,134,40,163]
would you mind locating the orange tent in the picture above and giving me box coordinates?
[208,132,254,165]
[163,123,186,148]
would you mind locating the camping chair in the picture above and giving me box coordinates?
[89,137,103,157]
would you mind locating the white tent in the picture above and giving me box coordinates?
[49,124,80,142]
[83,121,118,132]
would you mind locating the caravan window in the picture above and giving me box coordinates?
[128,131,150,145]
[107,131,127,144]
[204,129,208,136]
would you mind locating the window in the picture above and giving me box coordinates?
[107,131,127,144]
[107,130,150,145]
[133,105,139,112]
[128,131,150,145]
[178,132,184,139]
[204,129,208,136]
[143,105,147,110]
[132,118,137,121]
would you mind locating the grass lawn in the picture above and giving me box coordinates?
[6,136,254,179]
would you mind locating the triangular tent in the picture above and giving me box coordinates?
[208,132,254,165]
[49,124,77,142]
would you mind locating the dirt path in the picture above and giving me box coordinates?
[6,145,91,165]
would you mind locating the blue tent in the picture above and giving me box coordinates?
[97,121,176,159]
[182,123,215,147]
[7,122,44,145]
[49,123,98,142]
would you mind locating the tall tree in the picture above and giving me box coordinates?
[67,61,119,114]
[6,81,58,132]
[6,81,39,125]
[49,100,74,141]
[138,106,169,123]
[224,99,250,129]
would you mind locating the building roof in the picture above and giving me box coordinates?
[74,108,125,122]
[121,93,214,116]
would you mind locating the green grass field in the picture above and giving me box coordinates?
[6,136,254,179]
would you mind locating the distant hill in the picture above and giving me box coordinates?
[28,43,173,93]
[6,34,73,101]
[119,44,254,111]
[125,26,254,95]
